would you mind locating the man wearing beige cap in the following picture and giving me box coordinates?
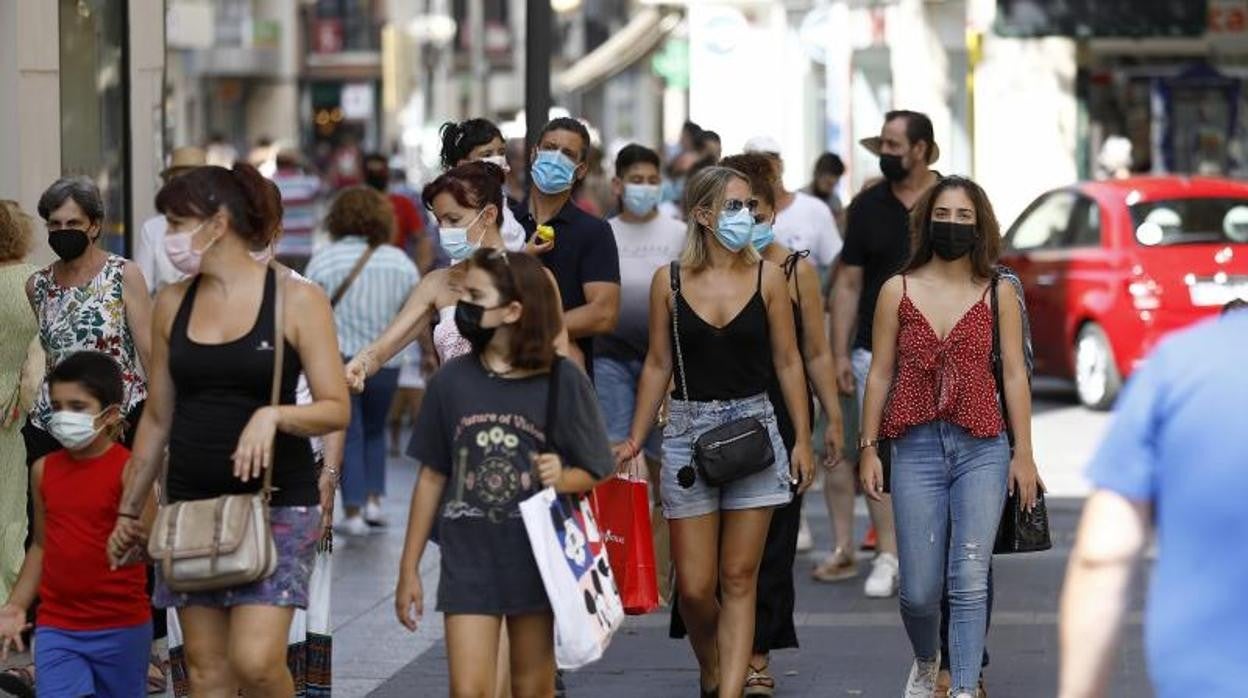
[133,146,206,294]
[830,110,941,601]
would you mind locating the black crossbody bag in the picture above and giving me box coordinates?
[670,263,776,487]
[989,274,1052,554]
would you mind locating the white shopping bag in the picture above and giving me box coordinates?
[520,487,624,669]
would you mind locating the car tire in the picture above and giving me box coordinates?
[1075,323,1122,411]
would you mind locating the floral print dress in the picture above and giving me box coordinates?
[30,255,146,429]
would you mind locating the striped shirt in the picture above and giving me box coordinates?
[304,237,419,366]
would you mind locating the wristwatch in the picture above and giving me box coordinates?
[858,436,880,451]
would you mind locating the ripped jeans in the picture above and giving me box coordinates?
[890,421,1008,696]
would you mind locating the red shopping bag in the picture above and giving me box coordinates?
[590,458,660,615]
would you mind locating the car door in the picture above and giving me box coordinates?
[1056,195,1112,377]
[1002,191,1079,376]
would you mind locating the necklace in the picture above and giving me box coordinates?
[480,354,519,378]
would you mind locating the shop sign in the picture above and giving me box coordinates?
[313,18,344,53]
[341,83,375,120]
[1209,0,1248,47]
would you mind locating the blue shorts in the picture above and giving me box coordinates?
[660,393,792,519]
[35,621,151,698]
[594,357,662,460]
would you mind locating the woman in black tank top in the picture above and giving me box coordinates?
[663,154,848,694]
[616,167,814,698]
[108,164,349,697]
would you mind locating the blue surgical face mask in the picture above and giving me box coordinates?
[662,177,685,204]
[751,221,775,252]
[714,208,755,252]
[531,149,578,194]
[439,209,486,262]
[622,184,661,217]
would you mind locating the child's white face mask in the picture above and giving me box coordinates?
[47,409,108,450]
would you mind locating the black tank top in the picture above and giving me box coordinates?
[166,268,317,506]
[769,251,815,451]
[671,262,771,401]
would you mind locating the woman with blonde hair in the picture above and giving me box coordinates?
[617,166,814,697]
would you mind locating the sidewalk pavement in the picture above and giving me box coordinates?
[358,491,1150,697]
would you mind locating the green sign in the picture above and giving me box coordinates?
[652,38,689,90]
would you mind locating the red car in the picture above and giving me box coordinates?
[1000,176,1248,409]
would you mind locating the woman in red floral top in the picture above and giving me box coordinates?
[857,176,1040,698]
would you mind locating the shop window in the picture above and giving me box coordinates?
[59,0,128,255]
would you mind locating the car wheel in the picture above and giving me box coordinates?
[1075,323,1122,411]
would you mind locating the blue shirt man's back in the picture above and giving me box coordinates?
[1087,311,1248,697]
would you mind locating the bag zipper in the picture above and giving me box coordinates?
[705,428,762,450]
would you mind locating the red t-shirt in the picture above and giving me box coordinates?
[389,193,425,251]
[38,443,150,630]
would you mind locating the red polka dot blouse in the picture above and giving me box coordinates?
[880,277,1006,440]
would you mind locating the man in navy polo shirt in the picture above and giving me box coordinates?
[513,117,621,377]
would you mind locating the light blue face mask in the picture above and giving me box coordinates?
[662,177,685,204]
[715,207,755,252]
[752,221,775,252]
[531,149,578,194]
[438,209,486,262]
[622,184,661,217]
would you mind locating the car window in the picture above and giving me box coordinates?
[1130,198,1248,247]
[1008,191,1077,251]
[1066,197,1102,248]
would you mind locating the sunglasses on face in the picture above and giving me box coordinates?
[722,198,759,214]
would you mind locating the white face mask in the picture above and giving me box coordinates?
[480,155,510,174]
[47,410,108,450]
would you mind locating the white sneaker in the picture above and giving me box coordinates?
[796,513,813,553]
[864,552,900,598]
[336,515,370,536]
[903,654,941,697]
[364,500,387,527]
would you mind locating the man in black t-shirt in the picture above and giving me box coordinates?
[513,118,621,378]
[830,110,941,602]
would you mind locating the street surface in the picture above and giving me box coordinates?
[332,383,1152,697]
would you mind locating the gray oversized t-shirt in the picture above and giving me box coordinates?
[408,355,615,614]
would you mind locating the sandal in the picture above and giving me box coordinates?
[147,653,169,694]
[812,548,859,583]
[744,661,776,697]
[0,664,36,698]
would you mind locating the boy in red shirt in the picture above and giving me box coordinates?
[0,351,153,697]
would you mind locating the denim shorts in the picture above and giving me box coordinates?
[594,357,661,460]
[660,393,793,519]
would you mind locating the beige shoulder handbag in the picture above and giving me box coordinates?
[147,263,287,592]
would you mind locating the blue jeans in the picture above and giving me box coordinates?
[342,363,400,509]
[890,421,1008,696]
[593,357,661,459]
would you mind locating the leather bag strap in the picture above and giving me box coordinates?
[263,262,289,501]
[989,273,1016,452]
[329,245,377,307]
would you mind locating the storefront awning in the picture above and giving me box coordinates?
[554,9,681,94]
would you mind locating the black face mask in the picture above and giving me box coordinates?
[879,154,908,182]
[930,221,978,261]
[48,228,92,261]
[455,300,500,354]
[364,172,389,192]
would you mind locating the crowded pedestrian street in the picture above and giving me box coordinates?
[327,383,1148,697]
[3,1,1248,697]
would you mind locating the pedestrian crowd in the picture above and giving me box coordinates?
[0,109,1241,698]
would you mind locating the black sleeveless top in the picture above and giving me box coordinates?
[166,268,317,506]
[768,251,816,451]
[671,262,772,401]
